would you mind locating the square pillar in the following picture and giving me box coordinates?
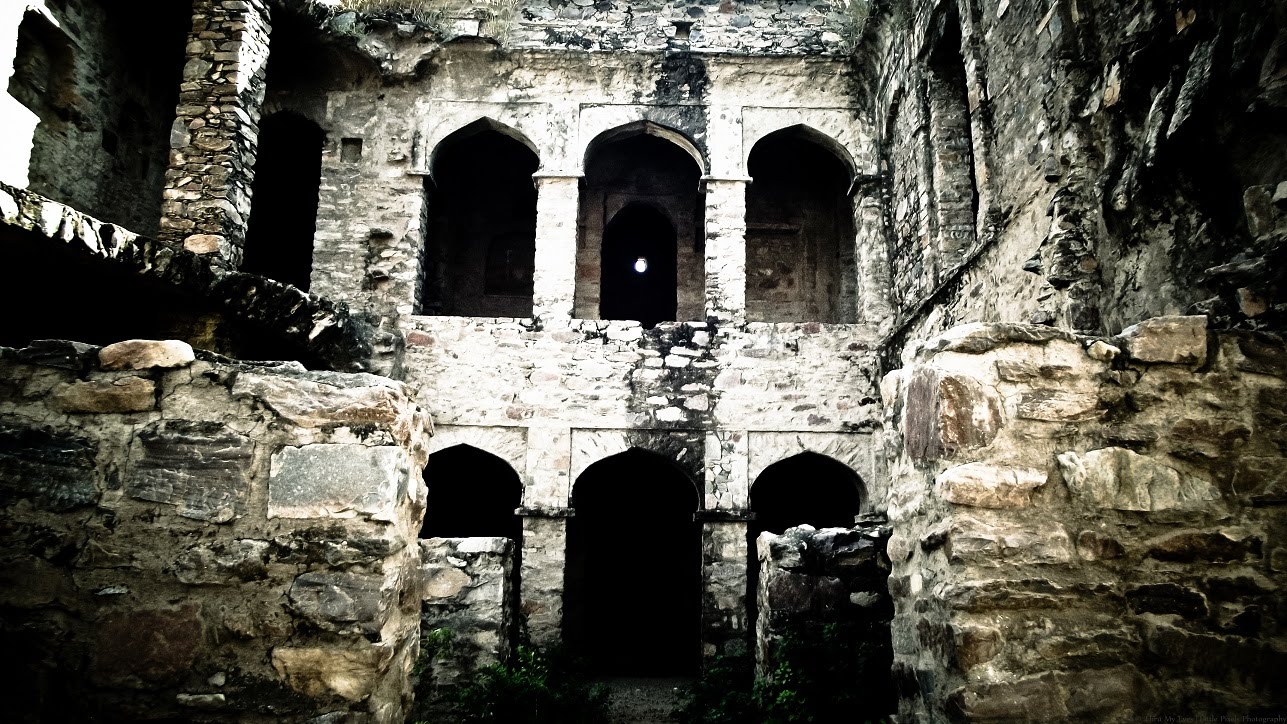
[160,0,271,264]
[532,174,580,323]
[703,177,749,325]
[516,510,571,647]
[699,513,753,659]
[854,191,894,326]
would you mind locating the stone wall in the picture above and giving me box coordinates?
[0,338,431,723]
[161,0,273,263]
[415,537,515,718]
[3,0,189,235]
[752,520,895,720]
[881,316,1287,721]
[863,0,1287,345]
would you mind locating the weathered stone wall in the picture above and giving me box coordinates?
[881,317,1287,721]
[755,520,893,690]
[415,537,515,717]
[161,0,273,263]
[3,0,189,235]
[0,338,431,722]
[863,0,1287,345]
[317,0,858,56]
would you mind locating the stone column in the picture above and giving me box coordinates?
[531,174,580,323]
[703,177,749,325]
[0,3,40,188]
[699,512,753,659]
[854,192,894,326]
[516,509,570,647]
[160,0,271,264]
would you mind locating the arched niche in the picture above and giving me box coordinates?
[746,126,857,323]
[747,452,864,632]
[575,122,705,326]
[420,444,523,541]
[243,111,325,290]
[564,448,702,676]
[422,119,540,317]
[599,202,679,328]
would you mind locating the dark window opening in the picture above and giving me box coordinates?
[422,122,538,317]
[577,127,704,325]
[928,13,980,264]
[600,203,678,329]
[746,127,856,323]
[340,137,363,163]
[747,452,863,631]
[242,112,325,291]
[420,445,523,541]
[564,449,701,676]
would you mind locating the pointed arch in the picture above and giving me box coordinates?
[746,126,858,323]
[749,451,863,533]
[583,120,706,177]
[420,443,523,540]
[421,117,540,317]
[428,117,541,184]
[565,446,702,675]
[745,123,857,185]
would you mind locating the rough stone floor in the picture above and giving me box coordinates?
[597,677,690,724]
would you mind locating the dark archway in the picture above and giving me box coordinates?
[748,452,863,629]
[599,203,678,328]
[577,126,704,325]
[746,127,856,323]
[243,112,325,290]
[420,445,523,541]
[423,121,539,317]
[564,449,702,676]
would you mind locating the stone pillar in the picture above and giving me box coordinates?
[516,510,570,647]
[703,177,749,325]
[854,192,894,326]
[699,512,753,659]
[0,3,41,188]
[160,0,271,264]
[532,174,580,322]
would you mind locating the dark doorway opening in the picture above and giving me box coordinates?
[747,453,862,628]
[746,127,856,323]
[423,122,539,317]
[243,112,325,290]
[565,449,701,676]
[420,445,523,541]
[599,204,678,328]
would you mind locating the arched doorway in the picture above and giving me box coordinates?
[576,124,704,325]
[420,444,523,541]
[243,111,325,290]
[565,449,701,676]
[423,120,539,317]
[748,452,863,626]
[746,127,856,323]
[600,203,678,328]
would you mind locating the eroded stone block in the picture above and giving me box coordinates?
[288,571,391,635]
[937,462,1047,508]
[174,539,269,585]
[1117,315,1207,365]
[99,339,196,370]
[271,644,393,701]
[268,444,407,521]
[127,420,253,522]
[53,376,157,413]
[1057,447,1220,511]
[0,424,98,511]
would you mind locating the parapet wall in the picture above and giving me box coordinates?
[0,338,431,723]
[881,316,1287,721]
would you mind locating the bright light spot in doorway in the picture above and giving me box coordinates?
[634,257,649,273]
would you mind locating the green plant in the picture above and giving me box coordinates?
[677,654,758,724]
[452,645,610,724]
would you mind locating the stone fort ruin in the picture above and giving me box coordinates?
[0,0,1284,721]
